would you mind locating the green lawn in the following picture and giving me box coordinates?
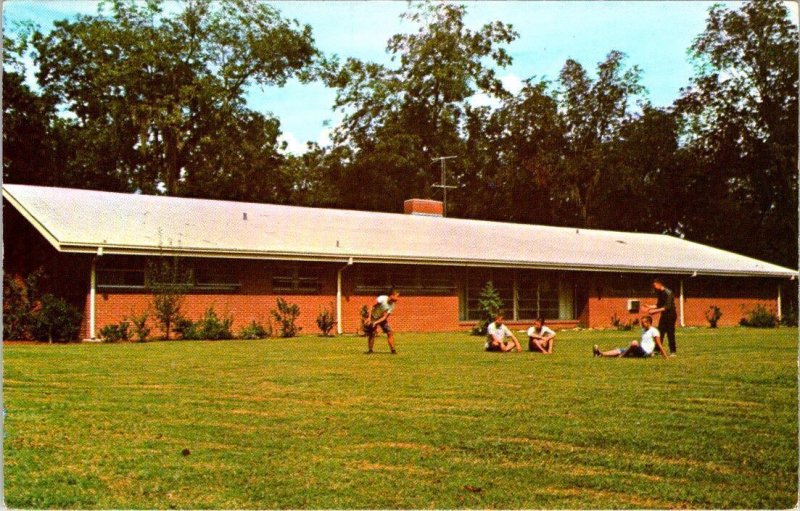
[4,327,798,509]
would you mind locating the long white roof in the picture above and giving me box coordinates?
[3,184,796,277]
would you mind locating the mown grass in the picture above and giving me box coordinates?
[4,327,798,509]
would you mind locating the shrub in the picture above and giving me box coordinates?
[129,311,151,342]
[30,294,83,342]
[176,308,234,340]
[358,305,370,336]
[740,304,777,328]
[239,320,271,339]
[780,308,797,327]
[100,321,130,342]
[3,267,45,340]
[271,298,301,338]
[147,257,191,340]
[316,306,335,336]
[611,313,638,331]
[705,305,722,328]
[472,281,503,336]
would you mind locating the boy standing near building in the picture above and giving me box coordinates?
[364,289,400,354]
[647,278,677,356]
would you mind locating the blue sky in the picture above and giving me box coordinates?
[4,1,798,153]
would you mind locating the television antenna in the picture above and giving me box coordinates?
[431,155,457,217]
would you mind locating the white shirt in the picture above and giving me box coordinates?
[375,295,395,315]
[487,322,513,342]
[527,325,555,338]
[640,326,660,355]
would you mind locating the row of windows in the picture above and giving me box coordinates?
[96,263,573,320]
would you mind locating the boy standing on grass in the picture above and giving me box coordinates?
[364,289,400,354]
[527,318,556,353]
[647,278,678,356]
[485,314,522,352]
[593,315,668,359]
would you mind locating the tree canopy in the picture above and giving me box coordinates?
[3,0,797,269]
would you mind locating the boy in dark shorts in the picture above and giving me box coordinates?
[364,288,400,354]
[593,315,668,359]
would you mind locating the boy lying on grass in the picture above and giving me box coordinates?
[593,315,668,359]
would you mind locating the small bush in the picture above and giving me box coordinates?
[705,305,722,328]
[173,316,196,340]
[129,311,151,342]
[358,305,370,336]
[472,281,503,336]
[780,308,797,327]
[30,294,83,342]
[740,304,778,328]
[3,268,45,340]
[239,320,271,339]
[100,321,130,342]
[316,306,335,336]
[611,313,638,331]
[271,298,301,338]
[177,308,234,340]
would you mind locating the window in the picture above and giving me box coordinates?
[461,269,570,321]
[97,269,145,289]
[194,268,240,291]
[272,266,321,294]
[354,266,455,295]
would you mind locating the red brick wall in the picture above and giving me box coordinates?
[85,258,462,338]
[581,275,781,328]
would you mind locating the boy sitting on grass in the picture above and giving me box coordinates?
[527,318,556,353]
[593,315,668,359]
[485,314,522,352]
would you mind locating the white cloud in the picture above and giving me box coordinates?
[316,128,333,148]
[277,132,307,155]
[786,1,799,25]
[500,74,524,95]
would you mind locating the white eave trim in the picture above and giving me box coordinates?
[2,187,62,251]
[54,242,798,278]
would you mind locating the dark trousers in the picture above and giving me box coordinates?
[658,313,677,353]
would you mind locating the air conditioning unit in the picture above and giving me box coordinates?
[627,299,640,313]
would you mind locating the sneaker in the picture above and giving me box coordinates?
[365,350,374,355]
[390,349,397,355]
[593,345,600,357]
[669,353,676,357]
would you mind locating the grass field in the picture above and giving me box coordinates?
[3,327,798,509]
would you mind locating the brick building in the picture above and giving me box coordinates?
[3,184,796,339]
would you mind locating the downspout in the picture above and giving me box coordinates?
[89,251,99,340]
[679,278,685,327]
[777,283,782,322]
[336,257,354,335]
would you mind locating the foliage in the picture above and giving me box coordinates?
[238,320,271,340]
[3,328,797,509]
[2,267,45,340]
[100,321,130,342]
[271,298,301,338]
[705,305,722,328]
[739,304,778,328]
[610,313,639,331]
[129,310,151,342]
[147,256,191,340]
[175,308,234,340]
[30,294,83,342]
[358,305,370,336]
[316,306,336,336]
[471,281,503,335]
[18,0,321,198]
[676,0,798,269]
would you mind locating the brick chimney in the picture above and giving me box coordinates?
[403,199,443,217]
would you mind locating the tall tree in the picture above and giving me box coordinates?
[328,3,517,212]
[29,0,320,198]
[676,0,798,267]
